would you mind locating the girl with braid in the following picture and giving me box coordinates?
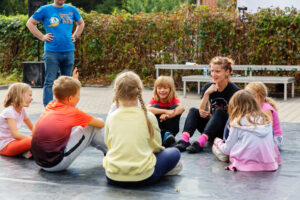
[103,71,181,187]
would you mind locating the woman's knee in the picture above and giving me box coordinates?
[213,108,227,116]
[188,107,199,117]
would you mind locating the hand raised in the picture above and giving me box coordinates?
[72,67,79,79]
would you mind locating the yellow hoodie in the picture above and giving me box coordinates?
[103,106,164,181]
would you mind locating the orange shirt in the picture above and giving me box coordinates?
[31,101,94,168]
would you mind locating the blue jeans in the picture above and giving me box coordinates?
[106,147,181,187]
[43,51,74,106]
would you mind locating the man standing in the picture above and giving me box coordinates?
[26,0,84,106]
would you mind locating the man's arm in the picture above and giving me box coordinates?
[71,18,85,42]
[26,17,53,42]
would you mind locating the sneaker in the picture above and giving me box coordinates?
[175,140,190,152]
[186,141,203,153]
[22,151,32,159]
[163,132,176,147]
[212,144,229,162]
[165,161,183,176]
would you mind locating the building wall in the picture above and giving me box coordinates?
[201,0,217,8]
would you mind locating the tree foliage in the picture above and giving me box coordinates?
[123,0,191,14]
[0,6,299,87]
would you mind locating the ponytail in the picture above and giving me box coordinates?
[138,92,154,139]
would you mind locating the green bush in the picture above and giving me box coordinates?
[0,5,299,87]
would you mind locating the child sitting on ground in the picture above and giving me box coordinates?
[223,82,283,148]
[31,74,107,172]
[213,90,281,171]
[147,76,185,147]
[245,82,283,148]
[103,71,181,187]
[0,83,34,158]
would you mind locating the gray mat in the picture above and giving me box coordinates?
[1,113,300,200]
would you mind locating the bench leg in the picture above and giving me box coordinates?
[183,81,187,98]
[197,82,200,95]
[292,82,295,98]
[171,69,173,77]
[284,83,287,101]
[156,69,159,79]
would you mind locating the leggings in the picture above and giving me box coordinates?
[106,147,180,187]
[151,104,181,138]
[0,136,31,156]
[183,107,228,142]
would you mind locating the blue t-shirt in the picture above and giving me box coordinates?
[32,4,81,52]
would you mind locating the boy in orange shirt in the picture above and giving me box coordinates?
[31,75,106,172]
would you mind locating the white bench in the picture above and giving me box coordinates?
[154,64,300,101]
[155,64,300,78]
[182,75,295,101]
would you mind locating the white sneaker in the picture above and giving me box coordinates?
[165,161,183,176]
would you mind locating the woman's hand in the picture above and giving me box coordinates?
[205,84,218,95]
[199,109,211,118]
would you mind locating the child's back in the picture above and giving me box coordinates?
[31,76,106,171]
[104,106,163,181]
[31,100,94,167]
[222,116,280,171]
[104,71,181,186]
[213,90,281,171]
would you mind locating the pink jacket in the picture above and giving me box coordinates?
[216,116,281,171]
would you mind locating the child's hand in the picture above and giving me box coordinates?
[214,137,222,145]
[72,67,79,79]
[160,114,169,122]
[199,109,211,118]
[165,110,175,118]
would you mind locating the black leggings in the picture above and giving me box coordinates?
[151,104,181,138]
[183,108,228,142]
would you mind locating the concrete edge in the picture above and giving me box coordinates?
[0,85,9,90]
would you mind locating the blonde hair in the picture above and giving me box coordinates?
[209,56,234,81]
[4,83,31,108]
[53,76,81,101]
[153,76,177,103]
[245,82,278,112]
[114,71,154,139]
[228,90,271,127]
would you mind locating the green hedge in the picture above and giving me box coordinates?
[0,5,299,87]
